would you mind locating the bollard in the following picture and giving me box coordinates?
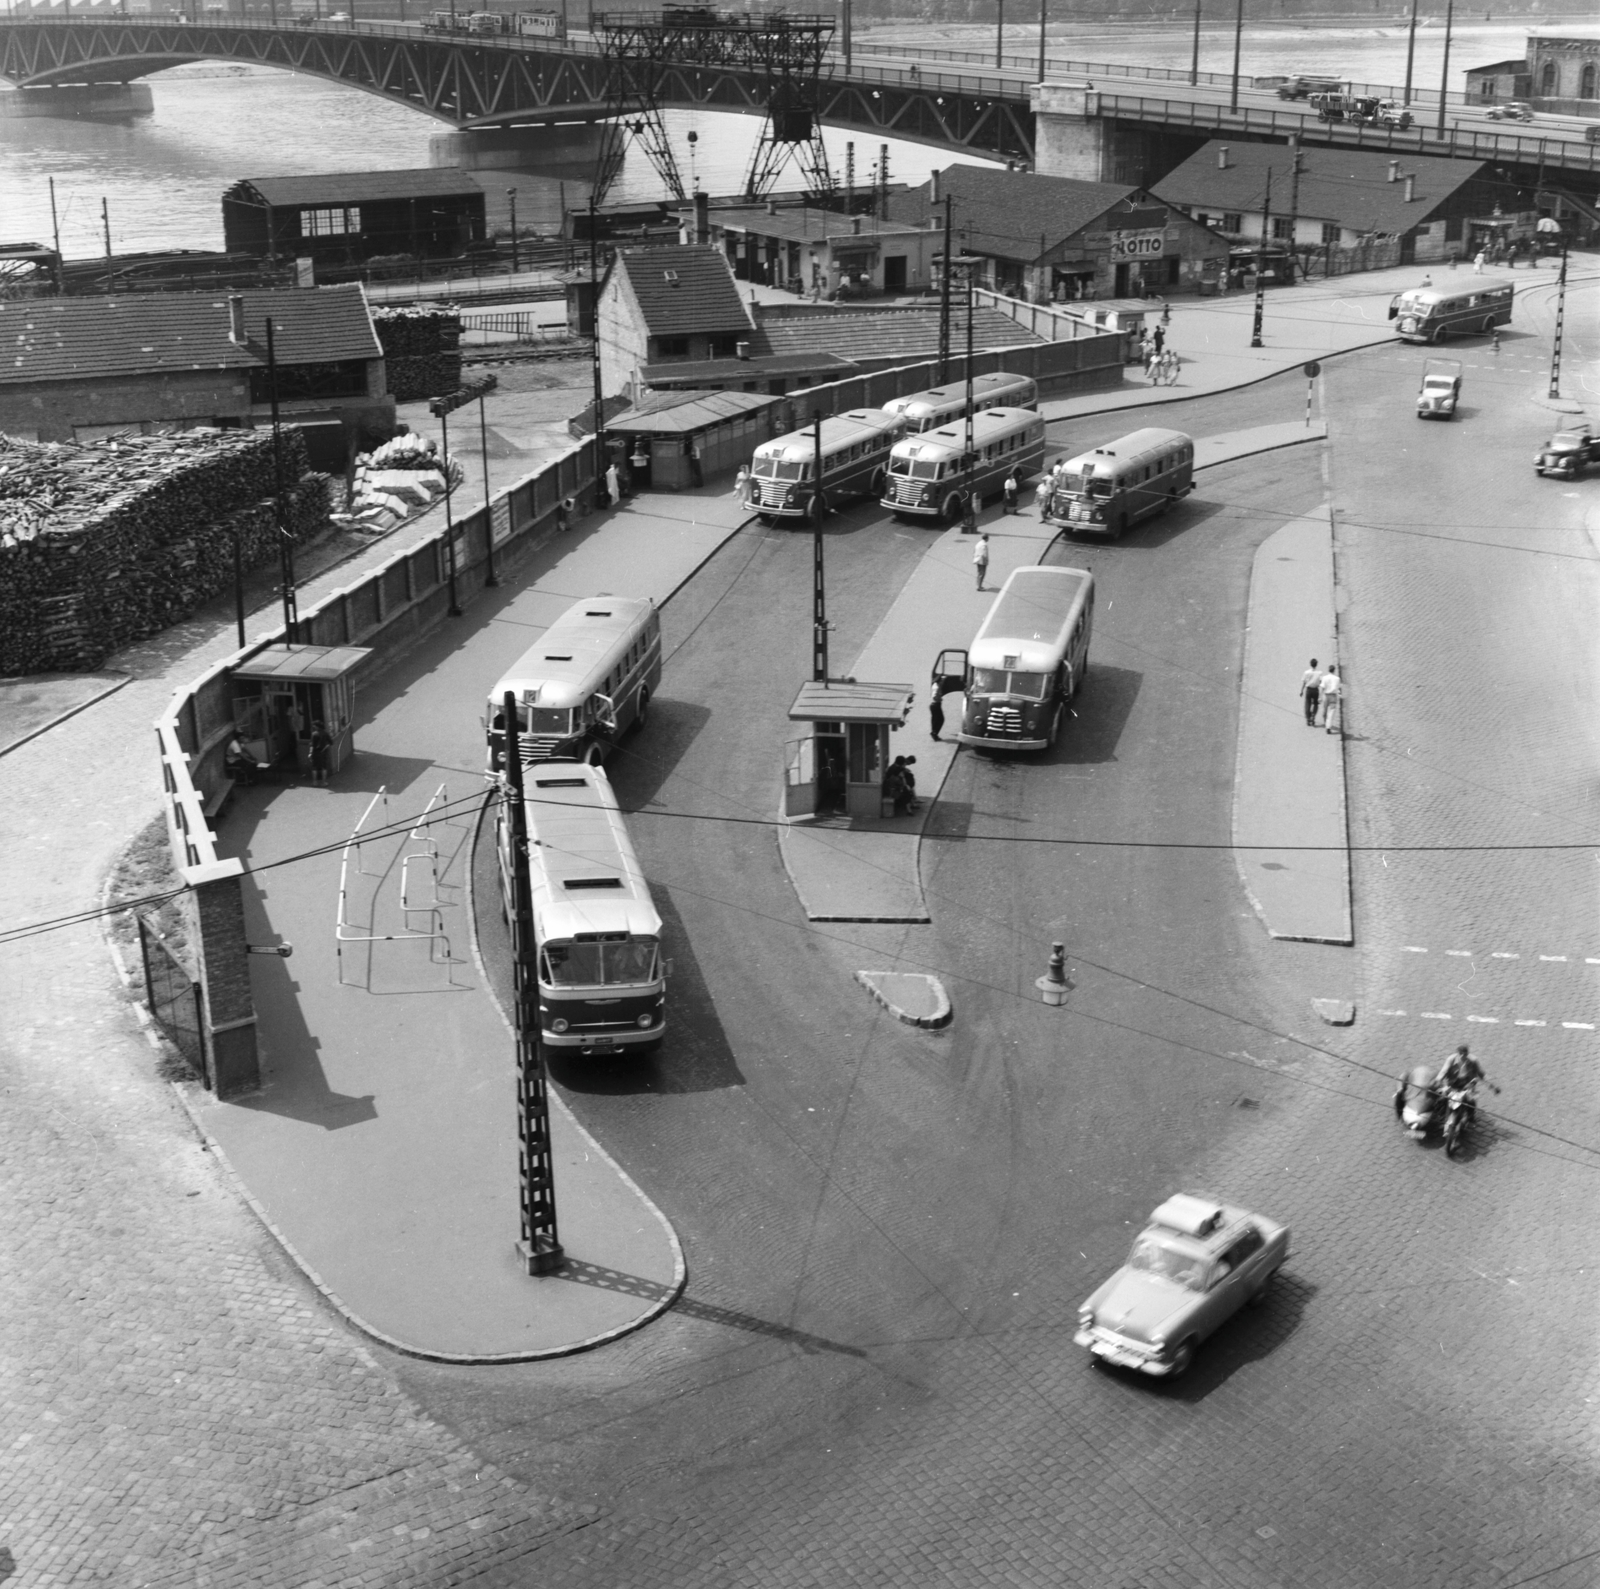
[1035,942,1069,1007]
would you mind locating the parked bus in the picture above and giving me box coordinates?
[1043,427,1194,539]
[486,594,661,773]
[744,408,905,522]
[497,761,666,1055]
[1389,279,1514,343]
[881,406,1047,522]
[933,564,1095,753]
[881,371,1038,433]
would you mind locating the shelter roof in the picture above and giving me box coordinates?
[607,388,781,434]
[640,350,854,386]
[610,244,753,337]
[761,307,1042,360]
[0,284,381,385]
[888,164,1139,261]
[789,680,915,724]
[707,205,931,246]
[224,168,485,207]
[232,644,373,683]
[1153,141,1488,232]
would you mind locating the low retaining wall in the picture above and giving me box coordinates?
[155,434,599,1094]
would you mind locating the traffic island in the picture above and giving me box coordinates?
[855,970,951,1029]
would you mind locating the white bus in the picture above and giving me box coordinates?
[486,594,661,773]
[497,761,666,1055]
[881,371,1038,433]
[1389,279,1513,343]
[744,408,906,522]
[1044,427,1194,539]
[881,406,1047,522]
[934,563,1095,753]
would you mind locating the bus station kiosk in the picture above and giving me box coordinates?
[229,644,372,778]
[785,680,914,821]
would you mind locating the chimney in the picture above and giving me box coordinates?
[852,215,862,234]
[1388,159,1401,182]
[1403,174,1416,202]
[694,189,709,246]
[227,293,246,345]
[1217,145,1230,170]
[931,169,940,204]
[766,197,777,216]
[736,339,751,360]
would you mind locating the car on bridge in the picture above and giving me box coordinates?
[1275,73,1345,99]
[1075,1193,1290,1378]
[1485,100,1535,121]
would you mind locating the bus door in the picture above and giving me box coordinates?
[932,649,968,700]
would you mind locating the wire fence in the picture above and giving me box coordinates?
[137,913,208,1084]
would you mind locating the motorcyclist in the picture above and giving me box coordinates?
[1434,1044,1489,1095]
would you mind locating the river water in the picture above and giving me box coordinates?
[0,19,1566,260]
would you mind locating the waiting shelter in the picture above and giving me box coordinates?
[604,388,781,489]
[229,643,372,778]
[785,679,914,821]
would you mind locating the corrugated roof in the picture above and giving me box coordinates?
[708,205,932,246]
[611,244,753,337]
[0,285,381,385]
[1153,142,1487,234]
[225,168,485,208]
[762,308,1043,360]
[608,388,781,434]
[640,350,855,385]
[889,164,1138,261]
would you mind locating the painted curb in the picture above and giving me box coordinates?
[855,969,952,1030]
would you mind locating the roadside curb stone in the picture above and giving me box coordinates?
[855,970,951,1029]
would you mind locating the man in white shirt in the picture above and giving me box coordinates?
[1318,664,1344,734]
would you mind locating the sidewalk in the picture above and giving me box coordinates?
[777,421,1337,925]
[185,484,754,1360]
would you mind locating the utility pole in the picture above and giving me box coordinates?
[1548,237,1568,399]
[589,195,608,504]
[101,197,112,269]
[938,194,953,381]
[479,388,498,587]
[1229,0,1244,113]
[265,317,297,645]
[1251,168,1271,348]
[1286,139,1303,283]
[1402,0,1419,107]
[506,187,519,273]
[502,694,564,1278]
[961,260,977,534]
[812,409,828,682]
[1037,0,1046,84]
[992,0,1003,69]
[432,400,462,615]
[1436,0,1454,140]
[48,177,61,260]
[1190,0,1201,86]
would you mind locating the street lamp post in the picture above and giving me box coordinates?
[1251,167,1272,348]
[1190,0,1201,86]
[264,316,297,645]
[479,390,498,587]
[506,187,519,273]
[1541,220,1567,399]
[1435,0,1454,140]
[589,196,608,505]
[960,259,977,534]
[992,0,1003,69]
[1402,0,1419,107]
[1229,0,1244,113]
[1037,0,1046,83]
[431,401,462,616]
[812,408,828,682]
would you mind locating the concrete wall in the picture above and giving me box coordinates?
[0,369,250,443]
[596,269,647,398]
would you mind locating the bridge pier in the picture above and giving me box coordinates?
[0,82,154,118]
[1031,83,1208,188]
[429,120,604,180]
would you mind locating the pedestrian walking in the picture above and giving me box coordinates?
[929,685,946,742]
[308,719,332,786]
[1318,664,1343,735]
[1003,471,1019,513]
[1158,348,1178,385]
[1473,249,1485,274]
[1160,299,1172,326]
[1299,657,1321,726]
[733,464,750,498]
[604,462,620,503]
[1491,326,1501,353]
[1152,323,1165,355]
[973,531,990,591]
[1035,475,1053,519]
[1145,347,1161,383]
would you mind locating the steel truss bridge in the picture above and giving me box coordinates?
[0,18,1595,184]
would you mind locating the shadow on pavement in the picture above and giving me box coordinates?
[330,749,446,800]
[603,700,713,814]
[1047,663,1143,767]
[551,886,744,1096]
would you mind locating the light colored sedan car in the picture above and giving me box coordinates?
[1074,1193,1290,1377]
[1485,101,1534,121]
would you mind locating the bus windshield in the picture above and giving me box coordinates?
[493,704,573,736]
[971,668,1048,698]
[754,457,809,481]
[541,937,659,987]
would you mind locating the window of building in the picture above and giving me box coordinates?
[1271,217,1294,241]
[654,336,690,359]
[1444,215,1464,242]
[1581,63,1596,99]
[249,358,369,403]
[708,335,740,358]
[1321,222,1339,246]
[299,206,360,237]
[1222,212,1243,234]
[1540,60,1558,95]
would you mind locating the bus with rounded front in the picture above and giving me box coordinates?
[882,406,1046,521]
[745,408,905,522]
[485,594,660,774]
[1044,427,1194,539]
[1389,279,1513,343]
[942,563,1095,752]
[881,371,1038,433]
[497,761,666,1054]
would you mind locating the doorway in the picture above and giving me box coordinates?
[883,254,907,292]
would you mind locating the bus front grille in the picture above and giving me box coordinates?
[517,737,564,763]
[985,704,1024,738]
[888,477,924,506]
[754,480,790,509]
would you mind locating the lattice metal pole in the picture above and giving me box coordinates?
[503,691,563,1276]
[812,409,828,682]
[1548,242,1567,400]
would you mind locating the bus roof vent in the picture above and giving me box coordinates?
[534,777,587,788]
[584,608,613,617]
[543,653,573,661]
[563,876,623,890]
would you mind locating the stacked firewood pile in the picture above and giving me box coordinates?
[0,430,330,676]
[373,306,462,402]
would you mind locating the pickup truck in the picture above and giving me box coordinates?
[1416,357,1462,420]
[1308,92,1413,128]
[1276,73,1345,99]
[1533,422,1597,478]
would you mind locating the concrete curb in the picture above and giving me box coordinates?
[0,673,131,759]
[855,969,952,1029]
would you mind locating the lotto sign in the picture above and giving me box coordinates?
[1110,230,1167,260]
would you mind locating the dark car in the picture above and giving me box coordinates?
[1534,422,1597,478]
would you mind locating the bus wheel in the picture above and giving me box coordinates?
[1047,705,1063,748]
[1430,324,1446,344]
[943,493,963,524]
[633,688,650,731]
[870,468,886,497]
[1115,512,1129,539]
[582,742,603,766]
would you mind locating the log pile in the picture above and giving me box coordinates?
[0,430,331,676]
[373,306,462,402]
